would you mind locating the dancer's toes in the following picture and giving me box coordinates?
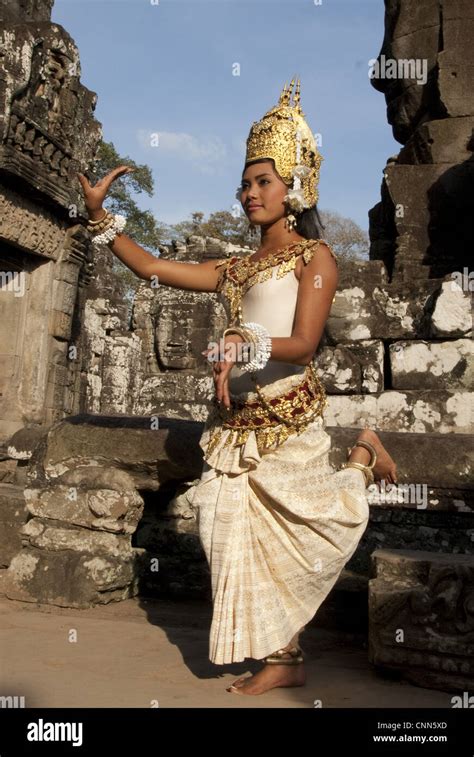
[226,663,305,695]
[229,676,247,689]
[226,675,250,693]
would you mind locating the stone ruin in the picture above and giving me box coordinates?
[0,0,472,692]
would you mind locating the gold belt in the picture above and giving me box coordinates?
[204,363,328,456]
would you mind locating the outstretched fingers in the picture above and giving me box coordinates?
[77,165,134,191]
[76,172,90,191]
[106,165,135,186]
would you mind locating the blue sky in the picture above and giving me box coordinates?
[52,0,399,233]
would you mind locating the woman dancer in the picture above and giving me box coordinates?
[78,77,397,697]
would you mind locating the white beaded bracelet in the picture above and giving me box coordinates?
[90,214,127,247]
[237,321,272,372]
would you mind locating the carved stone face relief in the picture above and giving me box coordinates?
[155,304,197,370]
[369,0,438,143]
[154,298,224,372]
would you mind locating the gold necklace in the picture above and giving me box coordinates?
[216,238,331,323]
[248,238,307,263]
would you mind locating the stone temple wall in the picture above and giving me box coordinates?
[74,0,474,435]
[0,0,100,443]
[80,235,249,423]
[0,0,472,448]
[0,0,473,693]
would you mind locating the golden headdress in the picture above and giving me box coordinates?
[241,76,323,212]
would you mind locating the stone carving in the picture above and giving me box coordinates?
[154,293,225,372]
[4,461,147,607]
[0,0,473,697]
[369,549,474,691]
[0,5,100,442]
[0,186,64,259]
[0,10,101,210]
[369,0,473,281]
[1,414,205,606]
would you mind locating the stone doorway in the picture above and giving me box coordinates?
[0,247,50,442]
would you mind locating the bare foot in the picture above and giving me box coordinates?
[226,654,306,696]
[352,429,398,485]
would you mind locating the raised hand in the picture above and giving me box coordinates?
[76,165,135,219]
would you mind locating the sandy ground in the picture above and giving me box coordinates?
[0,595,453,709]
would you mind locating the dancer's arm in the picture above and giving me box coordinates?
[106,232,224,292]
[77,166,223,292]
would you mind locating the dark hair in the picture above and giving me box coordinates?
[243,158,326,241]
[296,205,325,240]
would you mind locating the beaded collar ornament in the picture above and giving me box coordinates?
[215,238,337,324]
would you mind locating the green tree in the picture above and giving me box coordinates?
[171,209,257,249]
[90,141,171,301]
[171,207,369,259]
[319,210,369,261]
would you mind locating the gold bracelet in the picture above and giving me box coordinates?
[223,327,244,339]
[87,210,112,229]
[223,326,257,346]
[86,209,108,225]
[222,326,259,366]
[223,326,248,339]
[86,213,116,235]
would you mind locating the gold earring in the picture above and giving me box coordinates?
[247,222,258,238]
[284,210,298,232]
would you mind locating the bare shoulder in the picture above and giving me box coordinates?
[294,240,338,281]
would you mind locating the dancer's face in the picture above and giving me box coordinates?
[239,160,289,226]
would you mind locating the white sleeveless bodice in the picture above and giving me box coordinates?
[226,266,305,395]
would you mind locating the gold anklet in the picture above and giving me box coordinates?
[343,461,374,487]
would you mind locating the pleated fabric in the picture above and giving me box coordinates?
[186,374,369,665]
[186,246,370,664]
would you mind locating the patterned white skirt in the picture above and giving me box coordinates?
[186,373,370,665]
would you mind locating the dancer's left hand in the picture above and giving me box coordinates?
[202,334,244,409]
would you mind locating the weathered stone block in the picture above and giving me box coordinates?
[3,542,147,608]
[325,390,473,434]
[398,118,474,165]
[369,549,474,691]
[317,341,384,394]
[327,279,441,342]
[0,484,28,567]
[390,339,473,390]
[34,416,204,488]
[24,467,144,534]
[430,280,473,337]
